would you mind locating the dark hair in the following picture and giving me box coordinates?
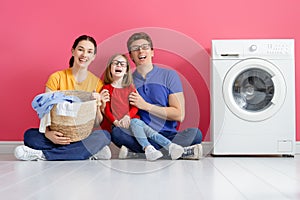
[127,32,153,53]
[69,35,97,67]
[104,53,133,87]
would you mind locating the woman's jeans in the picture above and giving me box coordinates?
[24,128,111,160]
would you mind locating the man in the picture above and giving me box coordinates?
[111,32,203,160]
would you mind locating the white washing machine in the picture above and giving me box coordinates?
[211,39,295,156]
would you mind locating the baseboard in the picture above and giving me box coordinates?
[0,141,23,154]
[1,141,300,155]
[296,141,300,154]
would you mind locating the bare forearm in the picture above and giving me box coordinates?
[143,103,184,122]
[129,91,185,122]
[94,107,103,127]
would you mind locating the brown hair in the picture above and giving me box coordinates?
[127,32,153,53]
[103,53,133,87]
[69,35,97,67]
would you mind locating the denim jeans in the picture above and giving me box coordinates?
[130,118,172,150]
[24,128,111,160]
[111,121,202,153]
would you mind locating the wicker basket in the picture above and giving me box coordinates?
[49,90,97,142]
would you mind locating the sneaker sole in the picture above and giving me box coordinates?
[170,148,184,160]
[94,146,111,160]
[182,144,203,160]
[146,151,163,161]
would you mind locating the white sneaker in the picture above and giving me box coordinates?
[181,144,203,160]
[91,145,111,160]
[168,143,184,160]
[14,145,45,161]
[118,145,129,159]
[145,145,163,161]
[118,145,140,159]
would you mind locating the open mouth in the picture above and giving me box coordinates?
[79,58,88,63]
[138,55,146,60]
[115,69,122,73]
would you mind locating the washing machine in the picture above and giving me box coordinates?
[211,39,295,156]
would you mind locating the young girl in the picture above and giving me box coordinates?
[101,53,184,161]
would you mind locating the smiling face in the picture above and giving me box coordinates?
[110,55,128,80]
[71,40,96,69]
[129,39,154,67]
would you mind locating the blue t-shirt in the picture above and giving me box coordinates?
[133,65,183,134]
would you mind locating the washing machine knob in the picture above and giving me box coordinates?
[250,45,257,52]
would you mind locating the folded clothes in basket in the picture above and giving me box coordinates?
[32,91,81,119]
[56,101,81,117]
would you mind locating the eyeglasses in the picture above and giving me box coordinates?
[111,60,127,67]
[129,43,151,52]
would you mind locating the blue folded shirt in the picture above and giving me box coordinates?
[32,92,81,119]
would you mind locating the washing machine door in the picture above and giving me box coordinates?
[223,58,286,121]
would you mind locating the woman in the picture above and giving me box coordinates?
[14,35,111,161]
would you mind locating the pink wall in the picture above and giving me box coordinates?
[1,0,299,141]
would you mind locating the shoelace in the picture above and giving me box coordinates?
[183,147,194,156]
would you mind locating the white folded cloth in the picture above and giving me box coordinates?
[56,101,81,117]
[39,112,51,133]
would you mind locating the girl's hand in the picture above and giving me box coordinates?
[91,89,110,106]
[100,89,110,105]
[99,89,110,112]
[119,115,130,129]
[113,120,121,127]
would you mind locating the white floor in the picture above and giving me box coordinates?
[0,154,300,200]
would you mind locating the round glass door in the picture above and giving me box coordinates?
[223,58,286,121]
[233,68,274,112]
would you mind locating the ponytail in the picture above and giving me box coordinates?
[69,57,74,68]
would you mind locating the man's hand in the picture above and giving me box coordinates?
[129,91,150,111]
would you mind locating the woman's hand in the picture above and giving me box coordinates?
[45,129,71,145]
[92,90,110,126]
[91,91,101,106]
[92,89,110,104]
[93,89,110,112]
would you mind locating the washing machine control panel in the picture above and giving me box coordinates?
[245,40,294,58]
[247,43,290,55]
[249,45,257,52]
[264,43,290,54]
[212,39,294,59]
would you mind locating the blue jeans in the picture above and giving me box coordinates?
[130,118,172,150]
[24,128,111,160]
[111,123,202,153]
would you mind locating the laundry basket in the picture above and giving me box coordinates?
[49,90,97,142]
